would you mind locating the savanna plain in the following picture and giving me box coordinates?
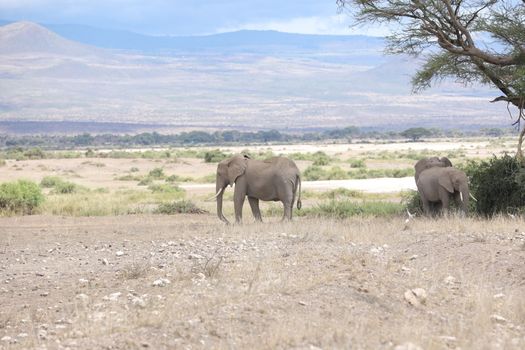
[0,138,524,349]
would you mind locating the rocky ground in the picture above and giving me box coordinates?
[0,214,524,349]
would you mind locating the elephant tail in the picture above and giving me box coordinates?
[296,175,302,210]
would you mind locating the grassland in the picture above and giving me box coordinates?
[0,138,524,349]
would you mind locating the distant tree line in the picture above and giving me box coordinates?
[0,126,514,150]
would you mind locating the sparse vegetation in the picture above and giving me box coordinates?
[299,199,403,218]
[155,200,207,214]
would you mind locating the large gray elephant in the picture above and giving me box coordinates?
[415,158,469,216]
[212,154,302,224]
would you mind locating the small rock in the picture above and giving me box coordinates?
[78,278,89,285]
[493,293,505,299]
[17,333,28,338]
[490,314,507,324]
[394,342,423,350]
[132,297,146,308]
[40,291,49,297]
[404,288,427,307]
[115,251,124,257]
[298,301,307,306]
[1,336,12,342]
[443,276,456,285]
[152,278,171,287]
[188,253,203,260]
[409,254,418,260]
[103,292,121,301]
[35,272,45,277]
[38,329,47,340]
[102,258,109,265]
[76,293,89,302]
[439,335,457,343]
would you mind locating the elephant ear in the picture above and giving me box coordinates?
[227,157,247,186]
[440,157,453,167]
[438,174,455,193]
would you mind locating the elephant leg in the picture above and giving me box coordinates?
[438,187,451,216]
[281,200,293,221]
[248,197,262,222]
[233,190,246,224]
[420,195,432,216]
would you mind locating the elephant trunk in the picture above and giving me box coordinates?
[216,180,229,224]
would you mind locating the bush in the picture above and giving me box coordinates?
[312,151,332,166]
[348,159,366,168]
[40,176,64,188]
[155,200,207,214]
[148,167,165,179]
[53,181,79,194]
[303,165,326,181]
[0,180,44,214]
[148,183,185,194]
[401,190,423,216]
[465,154,525,216]
[204,150,228,163]
[166,174,194,182]
[0,159,6,167]
[40,176,81,194]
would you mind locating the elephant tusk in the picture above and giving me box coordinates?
[207,188,223,201]
[460,192,463,202]
[469,193,478,202]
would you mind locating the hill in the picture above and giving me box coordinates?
[0,21,506,132]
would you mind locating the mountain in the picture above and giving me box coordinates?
[0,19,385,64]
[0,21,505,132]
[0,21,100,56]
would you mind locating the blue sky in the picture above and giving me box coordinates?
[0,0,388,36]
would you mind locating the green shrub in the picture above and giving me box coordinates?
[155,200,207,214]
[115,174,142,181]
[465,154,525,216]
[148,183,185,194]
[137,178,153,186]
[326,166,348,180]
[0,180,44,214]
[0,159,6,167]
[40,176,81,194]
[312,151,332,166]
[130,167,140,172]
[348,159,366,168]
[24,148,46,160]
[204,149,228,163]
[166,174,194,182]
[401,190,423,216]
[148,167,165,179]
[53,181,80,194]
[303,165,326,181]
[40,176,64,188]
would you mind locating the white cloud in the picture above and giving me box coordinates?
[217,15,392,36]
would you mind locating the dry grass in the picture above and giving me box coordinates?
[0,215,524,349]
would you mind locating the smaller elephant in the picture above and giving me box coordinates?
[416,166,469,216]
[414,156,453,182]
[212,154,302,224]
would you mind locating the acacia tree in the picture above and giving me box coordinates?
[337,0,525,156]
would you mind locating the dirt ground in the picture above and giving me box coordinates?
[1,214,524,349]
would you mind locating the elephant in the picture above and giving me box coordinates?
[212,154,302,224]
[416,166,470,216]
